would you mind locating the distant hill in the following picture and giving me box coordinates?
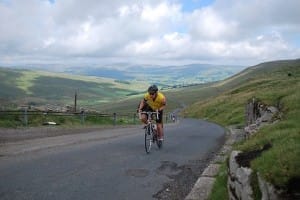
[96,58,300,114]
[0,63,244,109]
[8,63,245,86]
[0,68,147,109]
[63,63,244,87]
[3,59,298,112]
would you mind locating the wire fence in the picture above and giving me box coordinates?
[0,109,174,127]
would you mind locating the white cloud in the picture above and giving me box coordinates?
[141,2,181,23]
[0,0,299,67]
[43,37,56,48]
[188,7,238,40]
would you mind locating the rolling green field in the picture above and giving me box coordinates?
[0,68,148,108]
[0,66,238,113]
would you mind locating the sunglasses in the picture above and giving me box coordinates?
[149,92,156,95]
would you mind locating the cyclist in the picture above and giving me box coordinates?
[138,85,166,143]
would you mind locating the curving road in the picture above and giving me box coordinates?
[0,118,225,200]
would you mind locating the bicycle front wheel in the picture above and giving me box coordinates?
[145,125,152,154]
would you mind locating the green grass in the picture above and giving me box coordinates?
[184,64,300,126]
[0,68,26,99]
[237,119,300,188]
[0,111,138,128]
[15,70,40,94]
[0,115,24,128]
[186,60,300,195]
[0,68,147,107]
[208,162,228,200]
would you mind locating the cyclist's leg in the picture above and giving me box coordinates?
[157,123,163,139]
[140,113,148,124]
[156,110,164,140]
[140,103,152,125]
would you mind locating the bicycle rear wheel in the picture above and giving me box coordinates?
[144,125,153,154]
[157,139,163,149]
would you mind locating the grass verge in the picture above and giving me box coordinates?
[208,162,228,200]
[185,63,300,196]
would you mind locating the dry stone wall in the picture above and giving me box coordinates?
[244,98,280,137]
[228,98,284,200]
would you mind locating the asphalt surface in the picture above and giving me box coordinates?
[0,118,225,200]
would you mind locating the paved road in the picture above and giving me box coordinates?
[0,118,225,200]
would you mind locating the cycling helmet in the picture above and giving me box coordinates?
[148,85,158,93]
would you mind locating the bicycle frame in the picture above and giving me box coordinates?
[140,111,159,153]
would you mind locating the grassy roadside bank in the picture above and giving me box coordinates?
[183,61,300,199]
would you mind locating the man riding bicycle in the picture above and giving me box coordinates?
[138,85,166,144]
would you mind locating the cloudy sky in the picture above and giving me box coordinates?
[0,0,300,67]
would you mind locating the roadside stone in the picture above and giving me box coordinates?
[258,173,281,200]
[185,177,215,200]
[202,164,220,177]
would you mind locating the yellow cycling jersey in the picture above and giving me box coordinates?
[144,92,166,110]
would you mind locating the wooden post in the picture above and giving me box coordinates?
[23,107,28,126]
[133,113,136,124]
[81,111,85,124]
[113,113,116,126]
[74,90,77,113]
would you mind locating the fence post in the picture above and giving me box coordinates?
[133,113,136,124]
[113,113,116,126]
[81,111,85,124]
[23,108,28,126]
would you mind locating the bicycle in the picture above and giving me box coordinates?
[139,111,162,154]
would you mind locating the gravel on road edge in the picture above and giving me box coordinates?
[0,125,132,143]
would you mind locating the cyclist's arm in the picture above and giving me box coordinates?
[158,97,166,111]
[138,99,146,112]
[158,105,166,111]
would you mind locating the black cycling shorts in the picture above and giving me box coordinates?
[141,104,163,123]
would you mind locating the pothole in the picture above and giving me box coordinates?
[155,161,181,177]
[153,160,207,200]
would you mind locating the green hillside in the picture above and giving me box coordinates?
[0,68,147,108]
[182,59,300,197]
[183,59,300,126]
[97,59,300,117]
